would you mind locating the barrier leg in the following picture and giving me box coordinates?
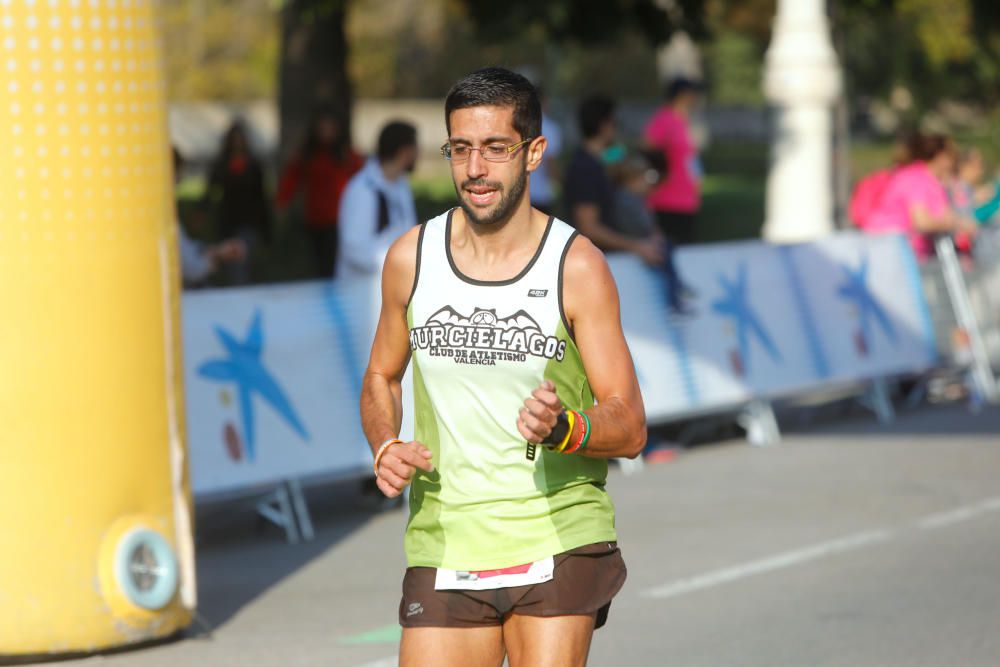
[287,479,315,542]
[935,237,999,403]
[616,456,645,476]
[738,400,781,447]
[256,485,301,544]
[858,378,895,424]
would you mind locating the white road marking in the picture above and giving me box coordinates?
[644,495,1000,601]
[355,659,397,667]
[915,495,1000,530]
[355,496,1000,664]
[643,529,893,599]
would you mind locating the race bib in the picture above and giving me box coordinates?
[434,556,554,591]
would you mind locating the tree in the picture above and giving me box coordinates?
[834,0,999,118]
[457,1,702,44]
[277,0,352,160]
[161,0,279,101]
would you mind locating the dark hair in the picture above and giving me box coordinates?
[377,120,417,161]
[302,107,350,160]
[172,145,184,174]
[608,152,654,186]
[220,119,250,158]
[445,67,541,141]
[578,94,616,139]
[907,132,953,162]
[666,77,704,102]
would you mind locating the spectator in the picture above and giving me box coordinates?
[173,146,246,287]
[563,94,662,266]
[849,134,912,230]
[529,87,563,216]
[276,108,364,278]
[951,148,1000,225]
[643,78,704,246]
[203,119,271,285]
[337,121,419,279]
[866,134,976,260]
[609,153,693,314]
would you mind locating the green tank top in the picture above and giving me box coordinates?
[405,209,617,570]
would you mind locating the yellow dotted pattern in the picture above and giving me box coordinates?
[0,0,190,654]
[0,0,170,240]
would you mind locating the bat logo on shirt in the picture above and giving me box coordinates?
[427,306,543,332]
[411,306,567,363]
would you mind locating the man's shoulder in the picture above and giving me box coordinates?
[382,224,423,283]
[387,208,451,263]
[562,232,608,278]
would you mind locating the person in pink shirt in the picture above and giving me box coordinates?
[643,78,703,246]
[865,134,976,260]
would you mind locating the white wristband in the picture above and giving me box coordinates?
[373,438,403,477]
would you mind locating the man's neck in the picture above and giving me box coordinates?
[379,158,403,182]
[583,137,606,157]
[453,195,541,262]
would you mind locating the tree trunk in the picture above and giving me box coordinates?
[278,0,352,161]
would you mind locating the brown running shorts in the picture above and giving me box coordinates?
[399,541,626,629]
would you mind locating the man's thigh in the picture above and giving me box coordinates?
[502,612,597,667]
[400,626,505,667]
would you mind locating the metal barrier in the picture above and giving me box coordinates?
[920,230,1000,403]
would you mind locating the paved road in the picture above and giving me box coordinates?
[59,404,1000,666]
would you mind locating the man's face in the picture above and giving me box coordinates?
[401,145,418,174]
[447,105,538,227]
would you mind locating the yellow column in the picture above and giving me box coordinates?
[0,0,194,655]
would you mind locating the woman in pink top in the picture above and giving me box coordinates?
[643,78,703,245]
[865,134,975,260]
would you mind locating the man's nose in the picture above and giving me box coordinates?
[465,149,488,179]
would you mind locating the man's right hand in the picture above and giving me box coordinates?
[633,238,665,267]
[375,441,435,498]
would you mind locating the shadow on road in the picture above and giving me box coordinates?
[191,479,396,631]
[779,399,1000,438]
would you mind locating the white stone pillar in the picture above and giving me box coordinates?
[762,0,842,242]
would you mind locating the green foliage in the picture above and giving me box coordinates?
[704,30,765,106]
[161,0,280,100]
[455,0,707,45]
[837,0,1000,111]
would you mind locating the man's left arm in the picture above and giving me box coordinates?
[516,236,647,459]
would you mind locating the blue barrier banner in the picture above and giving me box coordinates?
[614,233,937,422]
[782,233,938,383]
[182,233,937,496]
[182,280,383,496]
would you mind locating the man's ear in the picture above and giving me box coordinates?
[526,136,548,174]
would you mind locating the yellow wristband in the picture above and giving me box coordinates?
[552,411,576,453]
[373,438,403,477]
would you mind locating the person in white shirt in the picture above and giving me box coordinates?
[337,121,419,278]
[529,92,562,215]
[172,146,246,287]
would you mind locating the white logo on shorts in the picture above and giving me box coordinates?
[406,602,424,617]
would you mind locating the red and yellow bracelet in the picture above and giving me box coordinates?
[549,410,576,452]
[560,410,591,454]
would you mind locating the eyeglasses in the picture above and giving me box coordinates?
[440,138,534,163]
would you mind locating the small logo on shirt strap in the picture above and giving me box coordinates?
[527,289,548,297]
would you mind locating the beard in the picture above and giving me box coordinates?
[457,166,528,227]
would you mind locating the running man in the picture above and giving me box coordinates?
[361,67,647,667]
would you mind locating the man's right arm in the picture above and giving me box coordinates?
[573,203,663,266]
[360,225,434,497]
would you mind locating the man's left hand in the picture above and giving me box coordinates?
[516,380,564,443]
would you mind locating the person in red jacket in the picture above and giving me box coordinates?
[277,109,364,278]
